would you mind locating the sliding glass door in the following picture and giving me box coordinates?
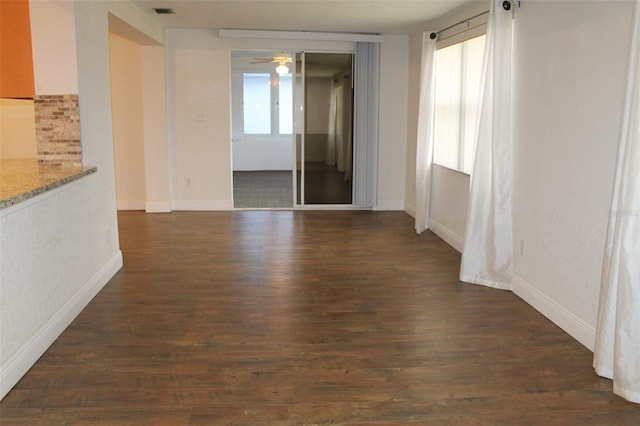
[294,52,354,206]
[230,47,376,209]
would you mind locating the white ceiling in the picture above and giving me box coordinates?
[130,0,469,35]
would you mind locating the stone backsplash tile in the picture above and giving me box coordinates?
[34,94,82,168]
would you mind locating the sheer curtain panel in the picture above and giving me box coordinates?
[459,0,514,289]
[414,33,437,233]
[594,0,640,404]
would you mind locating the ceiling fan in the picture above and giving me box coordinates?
[250,54,293,75]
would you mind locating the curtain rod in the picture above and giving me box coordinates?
[429,10,489,40]
[429,0,519,40]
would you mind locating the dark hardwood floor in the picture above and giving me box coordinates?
[2,211,639,424]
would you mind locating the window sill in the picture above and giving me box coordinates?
[432,162,471,177]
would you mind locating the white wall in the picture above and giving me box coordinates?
[141,44,171,213]
[109,12,171,213]
[429,164,469,252]
[511,0,634,349]
[109,32,147,210]
[233,137,293,171]
[404,31,422,216]
[0,176,122,400]
[0,0,163,401]
[166,30,409,210]
[165,30,355,210]
[166,29,236,210]
[377,34,409,211]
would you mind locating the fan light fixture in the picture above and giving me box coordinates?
[276,64,289,75]
[272,55,292,75]
[249,54,292,75]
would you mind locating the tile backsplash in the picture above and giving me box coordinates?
[34,94,81,167]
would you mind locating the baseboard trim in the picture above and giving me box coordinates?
[512,273,596,351]
[428,217,463,253]
[0,251,123,401]
[172,200,234,211]
[373,200,404,211]
[145,200,172,213]
[116,199,145,210]
[404,202,416,218]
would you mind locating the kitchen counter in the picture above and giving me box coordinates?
[0,158,97,209]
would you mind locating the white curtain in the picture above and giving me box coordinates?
[459,0,514,289]
[594,0,640,405]
[414,33,437,233]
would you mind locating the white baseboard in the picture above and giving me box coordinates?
[117,199,145,210]
[404,202,416,218]
[512,273,596,351]
[373,200,404,211]
[172,200,234,211]
[145,200,172,213]
[428,217,463,253]
[0,252,123,401]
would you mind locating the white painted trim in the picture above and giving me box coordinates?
[512,273,596,351]
[218,29,384,43]
[404,201,416,218]
[116,199,145,210]
[0,251,123,401]
[145,200,172,213]
[428,217,463,253]
[373,200,404,211]
[172,200,234,211]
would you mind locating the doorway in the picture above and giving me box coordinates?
[230,50,354,208]
[230,50,295,208]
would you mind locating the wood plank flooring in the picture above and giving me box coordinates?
[2,211,640,424]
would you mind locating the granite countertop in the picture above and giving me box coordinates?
[0,159,97,210]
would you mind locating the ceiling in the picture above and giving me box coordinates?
[130,0,469,35]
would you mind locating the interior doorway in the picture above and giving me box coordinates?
[108,14,169,214]
[230,50,354,209]
[230,50,295,208]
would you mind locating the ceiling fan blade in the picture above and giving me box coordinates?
[250,58,276,64]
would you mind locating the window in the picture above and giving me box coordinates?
[241,72,292,136]
[243,73,271,134]
[433,34,486,174]
[278,74,292,134]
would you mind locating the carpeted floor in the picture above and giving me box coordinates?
[233,171,293,208]
[233,164,352,208]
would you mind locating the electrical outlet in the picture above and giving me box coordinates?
[195,112,205,121]
[185,178,191,187]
